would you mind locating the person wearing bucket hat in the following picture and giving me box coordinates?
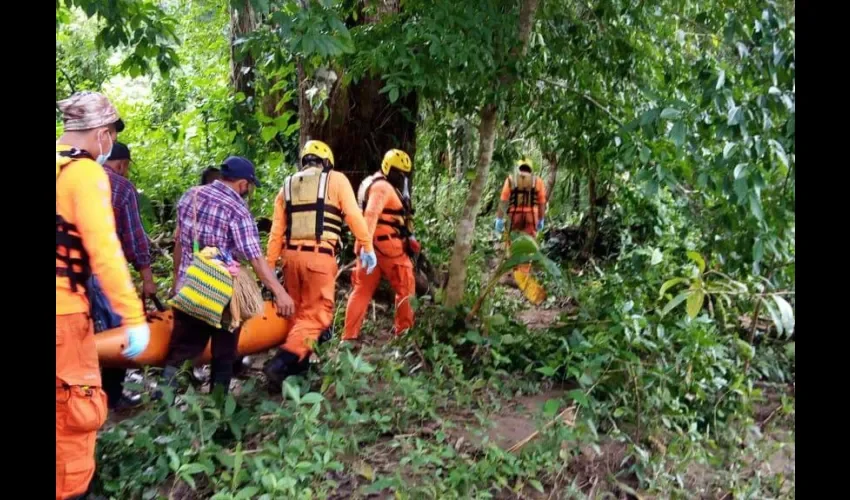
[56,91,149,499]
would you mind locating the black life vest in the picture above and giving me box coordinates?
[56,148,94,293]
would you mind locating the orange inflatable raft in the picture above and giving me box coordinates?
[96,301,291,368]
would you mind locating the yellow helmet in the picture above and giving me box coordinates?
[381,149,412,176]
[516,158,534,172]
[301,140,335,168]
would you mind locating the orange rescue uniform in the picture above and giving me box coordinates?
[344,178,415,340]
[499,175,547,238]
[56,145,145,500]
[267,170,373,359]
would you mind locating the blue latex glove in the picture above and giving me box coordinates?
[537,218,545,232]
[495,218,505,234]
[360,249,378,275]
[123,323,151,359]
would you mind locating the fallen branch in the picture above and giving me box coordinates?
[507,405,577,453]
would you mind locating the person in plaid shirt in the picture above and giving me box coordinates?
[161,156,294,396]
[97,143,157,411]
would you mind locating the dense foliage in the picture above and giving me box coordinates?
[56,0,794,498]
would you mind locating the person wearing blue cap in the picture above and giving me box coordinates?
[160,156,294,396]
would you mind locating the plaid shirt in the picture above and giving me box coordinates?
[105,166,152,270]
[175,180,263,289]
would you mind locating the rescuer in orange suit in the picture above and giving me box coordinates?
[264,140,376,386]
[56,92,150,500]
[343,149,419,342]
[495,158,547,240]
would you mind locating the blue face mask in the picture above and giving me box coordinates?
[95,131,113,165]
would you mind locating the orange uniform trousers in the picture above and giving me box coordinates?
[344,238,415,340]
[507,210,538,274]
[56,313,108,500]
[280,249,338,360]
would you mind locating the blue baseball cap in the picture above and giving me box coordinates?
[221,156,262,187]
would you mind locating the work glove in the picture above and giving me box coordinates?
[408,236,421,255]
[123,323,151,359]
[537,218,545,232]
[495,218,505,234]
[360,249,378,275]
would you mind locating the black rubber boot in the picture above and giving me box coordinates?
[263,349,310,391]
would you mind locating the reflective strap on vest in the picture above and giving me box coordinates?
[283,169,343,244]
[508,174,537,212]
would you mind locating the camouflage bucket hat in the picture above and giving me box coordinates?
[57,91,125,132]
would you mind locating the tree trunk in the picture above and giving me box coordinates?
[443,104,498,307]
[443,0,540,308]
[582,162,598,258]
[544,151,558,204]
[297,0,415,191]
[571,173,581,213]
[230,2,259,99]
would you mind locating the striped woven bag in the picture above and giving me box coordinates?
[169,190,234,329]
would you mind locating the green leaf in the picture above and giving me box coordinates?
[735,338,755,361]
[749,193,764,221]
[650,248,663,265]
[660,107,682,120]
[687,251,706,273]
[727,106,744,126]
[567,389,590,407]
[301,392,324,405]
[658,277,688,299]
[284,380,300,404]
[536,366,557,377]
[389,87,399,103]
[235,487,260,500]
[715,69,726,90]
[733,163,748,179]
[179,463,208,476]
[543,399,559,418]
[261,126,278,143]
[167,447,180,472]
[771,295,795,336]
[509,233,539,257]
[529,479,545,494]
[769,139,789,169]
[225,395,236,418]
[489,314,506,327]
[670,121,686,148]
[686,289,705,319]
[762,298,783,336]
[752,238,764,265]
[639,146,651,164]
[660,292,689,317]
[723,142,736,159]
[734,177,749,203]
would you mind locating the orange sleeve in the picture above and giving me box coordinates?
[500,177,512,201]
[333,172,373,253]
[69,161,145,326]
[536,177,547,206]
[266,189,287,268]
[363,182,390,239]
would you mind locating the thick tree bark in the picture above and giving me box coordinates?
[443,0,540,308]
[230,2,259,99]
[443,104,498,306]
[297,0,415,191]
[582,162,598,258]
